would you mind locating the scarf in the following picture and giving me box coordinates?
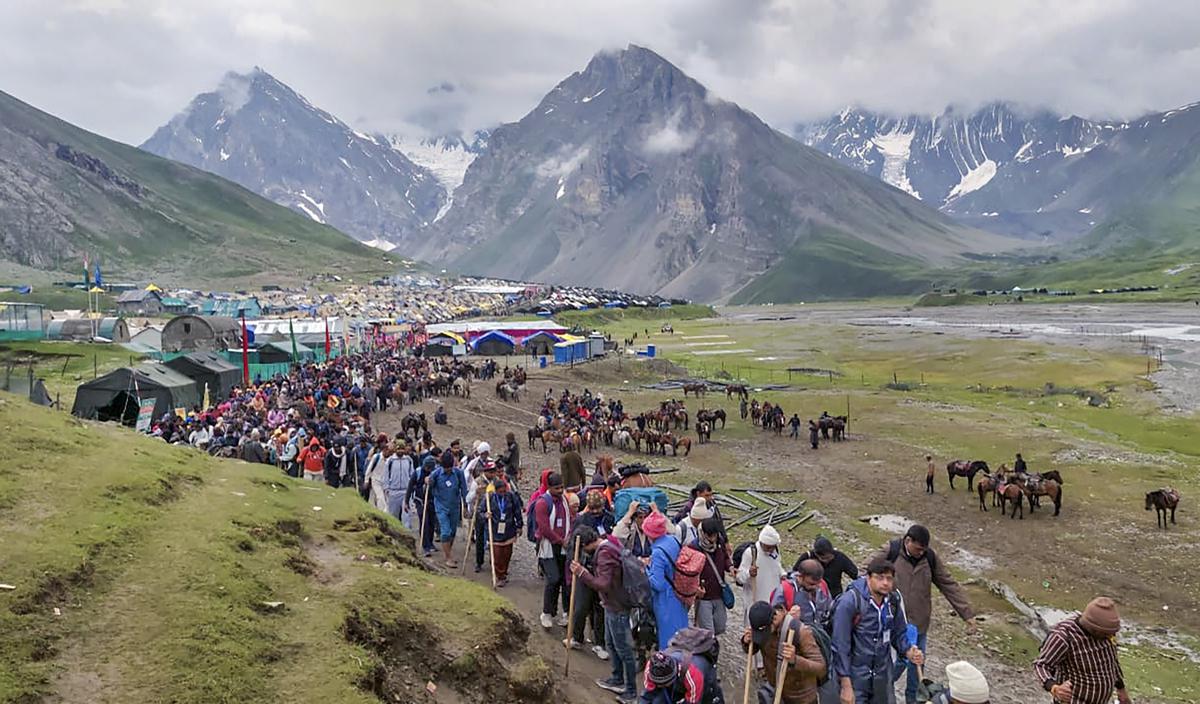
[698,532,718,553]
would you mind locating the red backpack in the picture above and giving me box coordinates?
[672,543,707,608]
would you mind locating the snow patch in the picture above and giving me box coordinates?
[389,134,480,194]
[544,107,555,114]
[219,149,231,161]
[1014,140,1035,162]
[580,88,606,103]
[295,201,324,223]
[1078,207,1092,214]
[297,191,325,216]
[946,159,997,201]
[871,129,919,198]
[555,177,566,200]
[361,238,396,252]
[338,157,351,169]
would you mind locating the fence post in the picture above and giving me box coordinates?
[94,354,98,379]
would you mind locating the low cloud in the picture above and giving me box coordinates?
[536,145,590,179]
[642,109,698,155]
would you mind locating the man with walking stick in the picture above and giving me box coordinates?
[487,478,522,587]
[743,601,827,704]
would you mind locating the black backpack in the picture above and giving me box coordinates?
[732,541,756,582]
[618,545,652,608]
[886,538,939,574]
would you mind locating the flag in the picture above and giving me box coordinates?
[83,255,89,289]
[324,317,331,358]
[239,313,250,386]
[289,318,299,363]
[93,263,102,288]
[203,382,210,410]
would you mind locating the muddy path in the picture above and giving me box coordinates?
[378,358,1174,703]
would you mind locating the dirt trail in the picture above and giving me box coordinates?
[380,357,1178,703]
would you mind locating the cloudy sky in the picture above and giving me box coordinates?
[3,0,1198,145]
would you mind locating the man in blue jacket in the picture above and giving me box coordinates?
[832,556,923,704]
[430,453,467,568]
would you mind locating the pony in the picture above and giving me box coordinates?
[696,420,711,444]
[1024,478,1063,517]
[998,480,1025,519]
[946,460,989,492]
[1146,488,1181,529]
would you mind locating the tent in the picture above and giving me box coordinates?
[0,367,53,406]
[472,330,516,356]
[46,317,130,343]
[522,330,561,356]
[256,341,313,364]
[165,351,242,400]
[161,315,242,353]
[72,363,201,424]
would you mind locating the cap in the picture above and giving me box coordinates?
[758,525,780,547]
[748,601,774,648]
[945,661,989,703]
[1080,596,1121,637]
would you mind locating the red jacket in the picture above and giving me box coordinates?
[300,442,326,473]
[534,493,571,546]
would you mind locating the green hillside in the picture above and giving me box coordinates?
[0,91,395,285]
[0,396,553,703]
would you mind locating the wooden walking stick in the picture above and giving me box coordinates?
[461,491,482,574]
[485,489,498,589]
[563,535,582,677]
[742,641,755,704]
[772,628,795,704]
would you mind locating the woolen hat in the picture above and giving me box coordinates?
[689,498,714,521]
[945,661,989,703]
[758,525,781,547]
[647,652,678,686]
[1080,596,1121,637]
[477,441,491,454]
[643,511,669,540]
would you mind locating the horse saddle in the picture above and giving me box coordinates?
[953,460,970,472]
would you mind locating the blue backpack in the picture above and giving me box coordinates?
[613,487,669,518]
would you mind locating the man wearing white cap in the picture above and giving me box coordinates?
[736,524,784,667]
[933,661,989,704]
[674,497,713,545]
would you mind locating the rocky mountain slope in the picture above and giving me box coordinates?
[799,102,1200,242]
[413,45,1011,302]
[0,89,391,282]
[141,69,444,248]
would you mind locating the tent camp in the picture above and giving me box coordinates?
[72,363,201,424]
[162,315,242,353]
[471,330,516,356]
[165,351,242,400]
[522,330,561,356]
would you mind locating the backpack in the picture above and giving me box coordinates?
[613,487,669,517]
[732,541,757,585]
[779,615,834,687]
[618,545,653,608]
[665,627,722,702]
[524,494,554,544]
[885,538,939,574]
[672,543,706,608]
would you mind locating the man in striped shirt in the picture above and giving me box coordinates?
[1033,597,1132,704]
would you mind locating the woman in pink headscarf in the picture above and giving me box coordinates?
[643,507,688,649]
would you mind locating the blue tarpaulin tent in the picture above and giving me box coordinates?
[472,330,517,356]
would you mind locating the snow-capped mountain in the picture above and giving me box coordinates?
[798,104,1123,239]
[386,131,489,221]
[140,68,445,248]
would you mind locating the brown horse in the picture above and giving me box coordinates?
[696,420,711,444]
[998,481,1025,519]
[1025,478,1063,517]
[674,436,692,456]
[1146,488,1181,529]
[976,473,999,511]
[682,383,707,397]
[725,384,748,400]
[946,460,989,492]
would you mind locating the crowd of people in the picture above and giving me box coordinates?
[145,352,1134,704]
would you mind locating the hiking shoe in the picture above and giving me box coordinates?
[592,645,610,660]
[554,614,569,627]
[562,638,582,650]
[474,564,482,573]
[616,692,638,704]
[539,613,554,629]
[595,678,625,694]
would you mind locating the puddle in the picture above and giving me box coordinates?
[860,515,995,571]
[860,514,914,534]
